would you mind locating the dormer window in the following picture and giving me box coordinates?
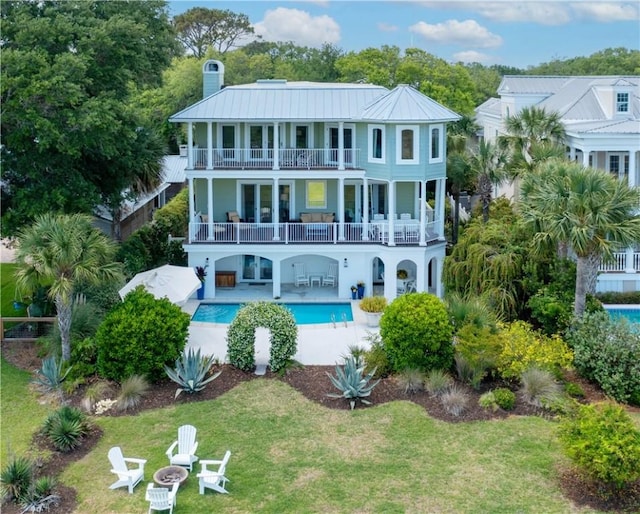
[616,92,629,113]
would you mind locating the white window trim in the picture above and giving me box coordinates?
[396,125,419,165]
[216,123,239,158]
[305,180,327,209]
[429,124,444,164]
[368,124,386,163]
[289,124,313,149]
[616,92,629,113]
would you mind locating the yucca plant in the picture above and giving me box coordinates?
[32,356,71,394]
[326,355,380,410]
[116,375,149,411]
[164,348,221,398]
[20,476,59,513]
[41,406,90,452]
[0,456,33,502]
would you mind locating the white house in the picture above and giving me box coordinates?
[169,60,460,301]
[476,75,640,293]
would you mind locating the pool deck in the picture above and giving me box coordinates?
[182,298,380,366]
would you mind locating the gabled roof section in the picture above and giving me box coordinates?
[170,81,389,122]
[360,85,461,122]
[475,96,501,116]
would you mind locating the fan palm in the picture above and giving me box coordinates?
[15,213,123,361]
[469,139,507,222]
[520,161,640,316]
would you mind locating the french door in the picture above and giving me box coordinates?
[242,255,273,281]
[326,124,354,166]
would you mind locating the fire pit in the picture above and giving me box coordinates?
[153,466,188,487]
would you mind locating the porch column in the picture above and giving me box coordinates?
[625,248,635,273]
[582,149,590,167]
[272,259,281,298]
[273,122,280,171]
[207,260,216,299]
[338,177,345,241]
[436,178,446,240]
[434,257,443,298]
[362,177,370,241]
[419,180,427,246]
[206,122,213,170]
[388,181,396,247]
[188,177,195,241]
[415,259,425,293]
[629,149,637,188]
[272,178,280,240]
[187,122,193,169]
[569,146,576,161]
[338,121,345,171]
[207,178,214,240]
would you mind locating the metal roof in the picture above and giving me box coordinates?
[170,81,460,123]
[161,155,187,184]
[360,84,460,122]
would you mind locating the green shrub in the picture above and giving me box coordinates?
[67,337,99,382]
[526,287,574,336]
[0,456,32,502]
[558,403,640,490]
[397,368,424,395]
[479,391,498,411]
[566,311,640,404]
[42,406,90,452]
[153,188,188,237]
[454,352,488,390]
[227,302,297,373]
[116,375,149,411]
[164,348,221,398]
[520,367,562,408]
[327,355,380,410]
[454,323,501,375]
[380,293,454,373]
[564,382,585,399]
[424,369,453,397]
[595,291,640,304]
[96,287,190,382]
[496,321,573,380]
[359,296,387,313]
[492,387,516,410]
[362,332,391,379]
[445,293,497,332]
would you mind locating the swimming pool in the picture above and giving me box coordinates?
[192,302,354,325]
[605,307,640,325]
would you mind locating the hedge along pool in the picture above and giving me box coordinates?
[192,303,354,325]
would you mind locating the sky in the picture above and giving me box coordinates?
[168,0,640,68]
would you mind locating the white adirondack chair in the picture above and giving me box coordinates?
[146,482,179,514]
[293,262,309,287]
[166,424,199,471]
[197,450,231,495]
[323,263,338,287]
[107,446,146,493]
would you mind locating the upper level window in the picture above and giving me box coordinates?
[609,155,620,173]
[306,180,326,209]
[396,125,419,164]
[368,125,385,162]
[617,92,629,113]
[429,124,444,163]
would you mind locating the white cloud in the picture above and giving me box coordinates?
[378,22,398,32]
[409,19,503,48]
[253,7,341,47]
[453,50,493,63]
[570,2,640,22]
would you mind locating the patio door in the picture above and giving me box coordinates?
[241,183,273,223]
[249,125,274,161]
[326,124,354,166]
[242,255,272,281]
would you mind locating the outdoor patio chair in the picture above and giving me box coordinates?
[146,482,179,514]
[323,263,338,287]
[294,262,309,287]
[166,424,199,471]
[197,450,231,495]
[107,446,146,494]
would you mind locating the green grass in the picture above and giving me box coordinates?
[62,379,603,514]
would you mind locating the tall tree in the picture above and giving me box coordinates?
[0,0,178,237]
[173,7,255,57]
[15,214,123,361]
[520,161,640,317]
[469,140,508,222]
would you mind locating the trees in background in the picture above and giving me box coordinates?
[0,0,178,237]
[15,214,123,362]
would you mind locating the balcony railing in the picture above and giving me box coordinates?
[188,221,441,246]
[598,251,640,272]
[190,147,360,170]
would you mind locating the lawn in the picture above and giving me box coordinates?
[62,379,602,514]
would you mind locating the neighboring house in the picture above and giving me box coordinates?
[169,60,460,300]
[476,75,640,292]
[94,155,187,240]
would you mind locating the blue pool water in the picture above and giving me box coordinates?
[605,307,640,325]
[192,303,353,325]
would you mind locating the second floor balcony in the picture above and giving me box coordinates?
[187,147,361,171]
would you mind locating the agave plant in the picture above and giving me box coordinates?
[326,355,380,410]
[32,356,71,393]
[164,348,221,398]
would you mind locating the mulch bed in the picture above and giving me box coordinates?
[2,340,639,513]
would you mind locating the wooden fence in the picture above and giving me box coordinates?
[0,317,56,342]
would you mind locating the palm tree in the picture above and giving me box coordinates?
[469,139,507,223]
[446,133,475,243]
[15,213,124,361]
[520,161,640,317]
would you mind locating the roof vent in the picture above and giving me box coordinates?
[256,79,287,85]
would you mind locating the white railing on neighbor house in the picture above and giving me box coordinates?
[188,221,441,246]
[190,147,360,170]
[599,252,640,272]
